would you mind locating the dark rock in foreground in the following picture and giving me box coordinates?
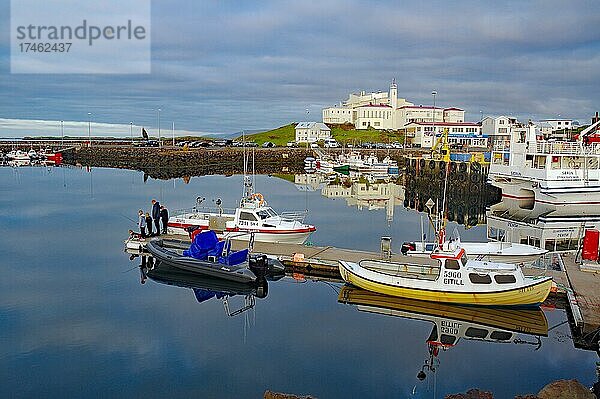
[264,390,316,399]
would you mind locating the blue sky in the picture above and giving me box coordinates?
[1,0,600,136]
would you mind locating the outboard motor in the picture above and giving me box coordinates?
[249,254,269,278]
[401,242,416,255]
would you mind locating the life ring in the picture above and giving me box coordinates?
[419,159,426,168]
[252,193,265,206]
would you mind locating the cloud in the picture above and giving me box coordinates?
[0,0,599,132]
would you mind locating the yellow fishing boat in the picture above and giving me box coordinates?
[338,245,553,307]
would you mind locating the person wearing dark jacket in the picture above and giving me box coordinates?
[145,212,153,236]
[160,205,169,234]
[152,199,161,235]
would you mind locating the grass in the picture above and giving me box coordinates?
[243,123,406,146]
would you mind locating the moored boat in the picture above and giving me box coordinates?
[401,239,547,264]
[146,230,284,283]
[168,192,315,244]
[338,243,553,307]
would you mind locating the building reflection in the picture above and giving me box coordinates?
[295,173,405,223]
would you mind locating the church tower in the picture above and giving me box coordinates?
[389,78,398,109]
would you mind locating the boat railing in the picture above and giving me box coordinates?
[493,140,600,156]
[171,206,238,217]
[279,210,309,222]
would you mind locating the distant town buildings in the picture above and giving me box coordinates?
[295,122,331,143]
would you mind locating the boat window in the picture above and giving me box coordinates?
[489,331,512,341]
[256,210,272,220]
[440,334,456,346]
[445,259,460,270]
[460,253,468,266]
[465,327,488,339]
[494,274,516,284]
[425,244,435,251]
[469,273,492,284]
[239,211,258,221]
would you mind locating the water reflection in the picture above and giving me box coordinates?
[487,197,600,251]
[339,286,548,383]
[138,256,272,316]
[294,173,405,223]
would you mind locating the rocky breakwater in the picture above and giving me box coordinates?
[62,147,313,179]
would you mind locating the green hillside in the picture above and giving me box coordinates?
[243,123,405,146]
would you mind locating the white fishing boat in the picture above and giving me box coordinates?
[488,118,600,209]
[401,238,547,264]
[338,241,553,307]
[6,150,30,161]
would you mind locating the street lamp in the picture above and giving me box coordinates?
[87,112,92,147]
[60,120,64,147]
[157,108,161,147]
[431,91,437,143]
[130,121,133,145]
[172,121,175,147]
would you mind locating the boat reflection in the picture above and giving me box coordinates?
[338,285,548,380]
[139,257,272,316]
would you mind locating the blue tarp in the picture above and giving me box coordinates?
[183,230,248,266]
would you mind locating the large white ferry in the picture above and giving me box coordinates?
[488,119,600,209]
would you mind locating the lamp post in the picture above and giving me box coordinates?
[60,120,64,147]
[431,91,437,144]
[157,108,161,147]
[172,121,175,147]
[130,122,133,145]
[87,112,92,147]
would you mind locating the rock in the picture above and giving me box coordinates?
[514,395,539,399]
[537,379,594,399]
[445,388,494,399]
[263,390,316,399]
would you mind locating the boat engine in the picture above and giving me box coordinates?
[249,254,269,277]
[401,242,416,255]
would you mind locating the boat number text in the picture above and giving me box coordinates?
[441,320,461,336]
[443,270,464,286]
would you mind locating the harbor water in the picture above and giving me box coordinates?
[0,166,597,398]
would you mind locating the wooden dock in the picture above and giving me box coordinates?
[560,253,600,352]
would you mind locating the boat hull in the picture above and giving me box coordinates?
[168,224,313,244]
[338,262,552,307]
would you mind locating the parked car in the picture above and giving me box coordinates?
[213,139,228,147]
[262,141,275,148]
[286,141,298,147]
[246,141,258,147]
[324,139,340,148]
[310,143,319,148]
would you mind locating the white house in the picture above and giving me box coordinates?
[539,119,574,131]
[404,121,484,148]
[481,116,519,143]
[295,122,331,143]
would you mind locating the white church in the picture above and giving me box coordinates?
[322,80,486,147]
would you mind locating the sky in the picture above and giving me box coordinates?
[1,0,600,137]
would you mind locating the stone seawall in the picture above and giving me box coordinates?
[61,147,315,179]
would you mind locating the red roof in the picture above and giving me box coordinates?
[444,107,464,111]
[404,121,480,127]
[398,105,443,110]
[358,103,391,108]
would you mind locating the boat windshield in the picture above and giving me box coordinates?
[461,253,468,267]
[257,208,277,219]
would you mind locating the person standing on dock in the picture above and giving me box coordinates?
[160,205,169,234]
[152,199,161,235]
[138,210,146,238]
[145,212,153,236]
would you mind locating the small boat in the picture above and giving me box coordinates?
[401,239,547,264]
[168,192,315,244]
[338,242,553,307]
[146,230,284,283]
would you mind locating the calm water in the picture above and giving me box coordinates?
[0,166,597,398]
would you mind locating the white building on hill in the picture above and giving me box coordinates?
[295,122,331,143]
[404,121,485,148]
[322,80,467,131]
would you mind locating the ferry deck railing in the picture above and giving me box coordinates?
[493,141,600,156]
